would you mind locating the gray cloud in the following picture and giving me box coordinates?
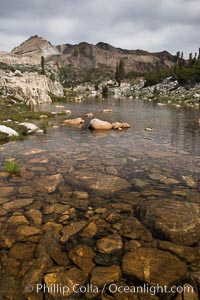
[0,0,199,56]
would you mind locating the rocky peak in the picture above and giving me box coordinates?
[11,35,60,58]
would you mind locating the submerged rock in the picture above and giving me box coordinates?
[65,171,131,196]
[96,234,123,254]
[3,198,33,212]
[60,220,88,244]
[44,268,87,298]
[122,248,187,286]
[35,174,64,193]
[182,175,197,188]
[91,265,121,287]
[138,200,200,246]
[69,245,95,273]
[8,243,36,261]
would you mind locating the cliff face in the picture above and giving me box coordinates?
[0,70,63,104]
[56,41,175,73]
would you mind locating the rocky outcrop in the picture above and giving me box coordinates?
[19,122,43,134]
[0,70,63,104]
[0,125,18,136]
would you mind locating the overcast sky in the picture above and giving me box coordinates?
[0,0,199,56]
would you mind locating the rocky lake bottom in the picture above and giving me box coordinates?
[0,97,200,300]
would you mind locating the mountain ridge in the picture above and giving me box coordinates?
[0,36,176,79]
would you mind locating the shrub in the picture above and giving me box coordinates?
[5,161,21,176]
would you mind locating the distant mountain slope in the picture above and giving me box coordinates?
[11,35,60,58]
[0,36,176,76]
[55,41,175,73]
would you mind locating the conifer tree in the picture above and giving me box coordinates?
[115,59,125,86]
[41,56,45,74]
[115,62,119,85]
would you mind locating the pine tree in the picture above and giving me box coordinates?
[115,62,119,85]
[118,59,125,85]
[41,56,45,74]
[189,53,193,65]
[115,59,125,86]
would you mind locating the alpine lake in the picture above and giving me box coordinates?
[0,96,200,300]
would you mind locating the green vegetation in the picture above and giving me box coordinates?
[145,48,200,86]
[115,59,125,86]
[5,160,21,176]
[48,92,67,102]
[40,120,49,132]
[0,132,9,144]
[0,97,53,144]
[0,62,15,72]
[0,98,52,123]
[59,65,113,87]
[126,70,142,80]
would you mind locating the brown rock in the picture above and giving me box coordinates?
[0,207,6,216]
[73,190,89,199]
[8,243,36,260]
[16,225,41,237]
[122,248,187,286]
[158,240,197,263]
[106,212,121,224]
[44,268,87,297]
[91,265,121,287]
[112,122,130,130]
[82,222,98,237]
[23,254,53,287]
[182,284,199,300]
[35,174,64,193]
[2,257,20,276]
[21,149,47,155]
[18,186,34,197]
[97,235,123,254]
[26,209,42,226]
[160,176,179,185]
[7,214,29,227]
[122,216,153,242]
[111,203,133,212]
[89,118,112,130]
[3,198,33,211]
[65,171,131,196]
[69,245,95,273]
[138,200,200,246]
[42,221,62,232]
[64,117,85,125]
[60,220,88,244]
[36,231,68,266]
[0,186,15,197]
